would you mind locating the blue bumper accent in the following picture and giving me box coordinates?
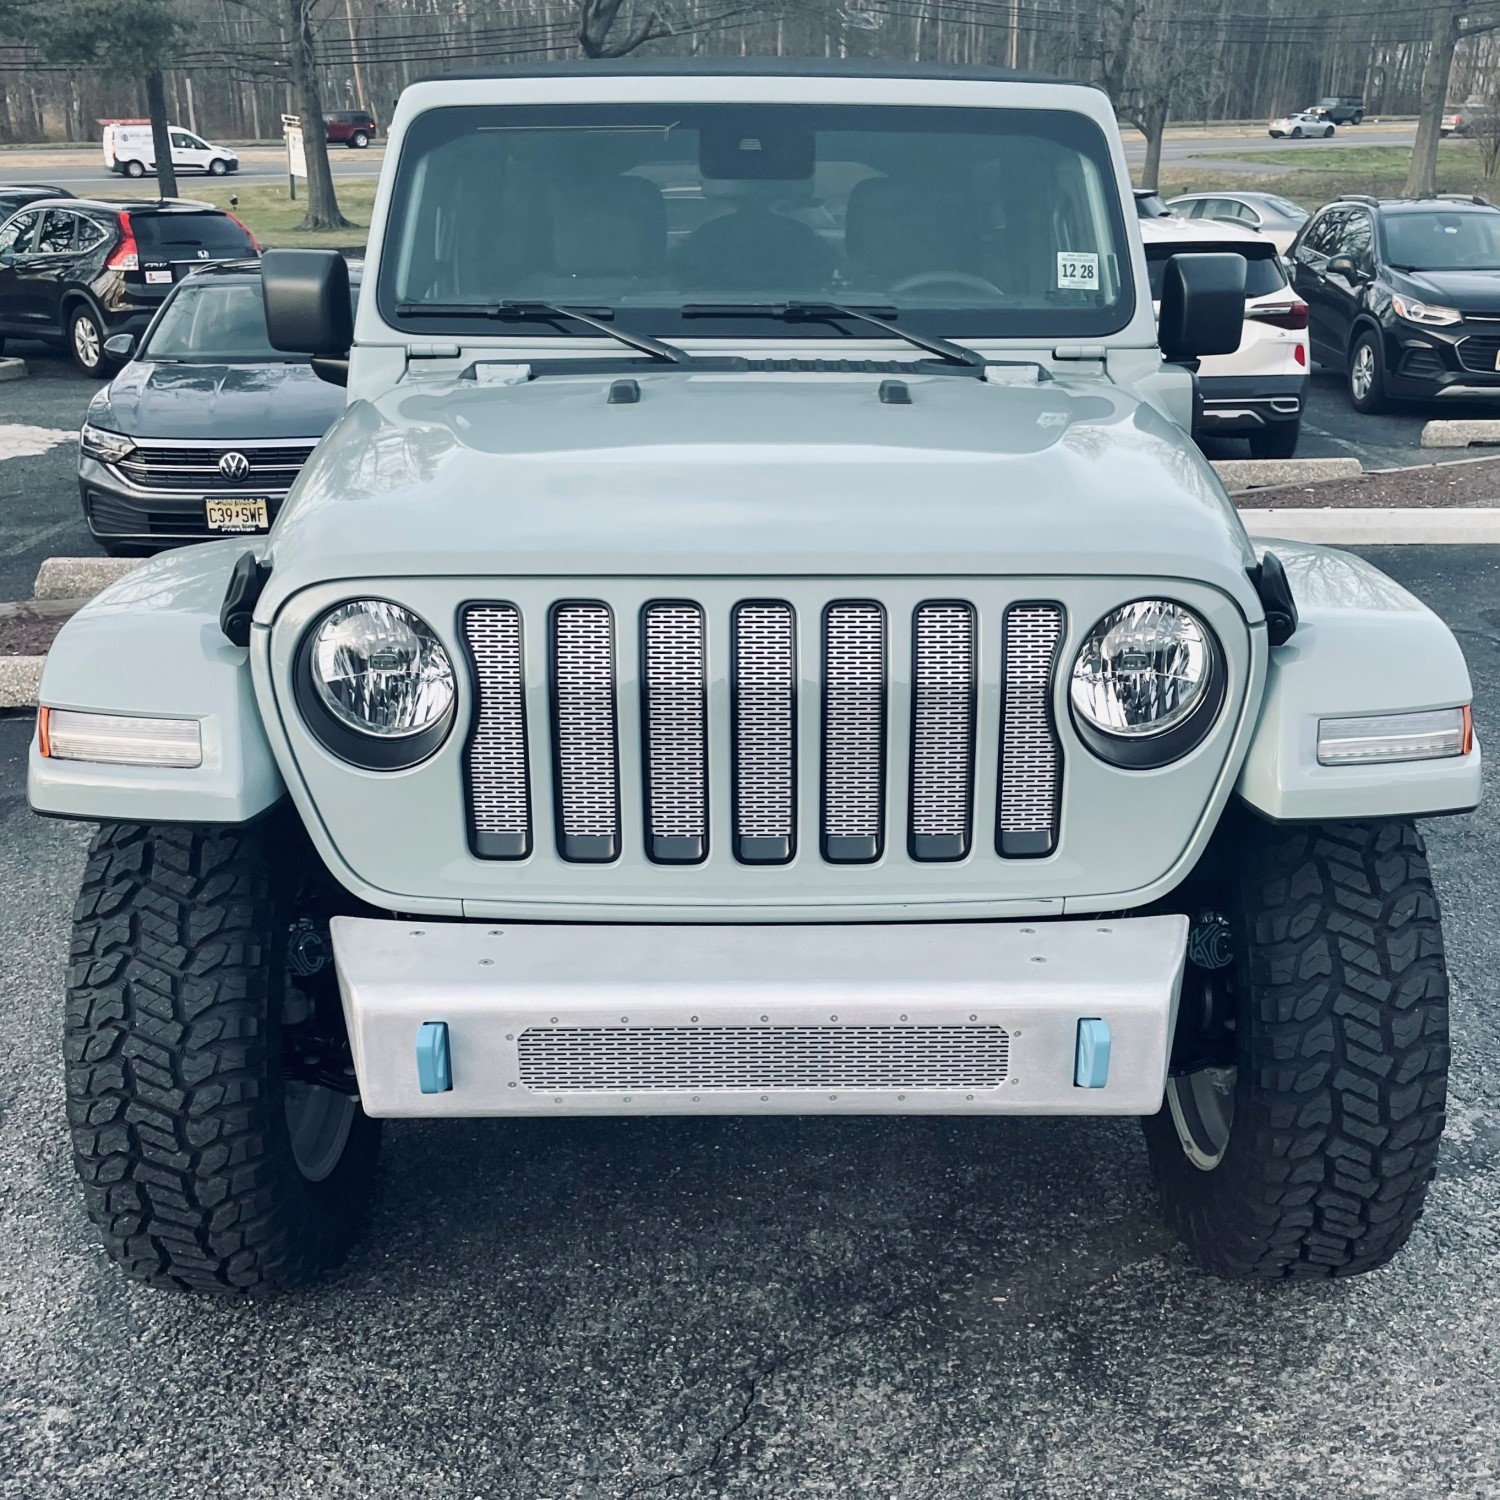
[1074,1018,1112,1089]
[416,1021,452,1094]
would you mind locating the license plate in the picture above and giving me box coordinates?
[205,498,269,533]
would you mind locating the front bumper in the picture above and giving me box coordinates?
[78,455,286,546]
[1387,322,1500,398]
[331,914,1189,1118]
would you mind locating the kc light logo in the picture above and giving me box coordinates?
[218,451,251,482]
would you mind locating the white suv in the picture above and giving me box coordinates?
[1140,215,1309,457]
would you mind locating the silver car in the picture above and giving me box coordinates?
[1166,190,1310,253]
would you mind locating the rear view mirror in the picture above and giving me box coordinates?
[103,333,136,360]
[262,248,353,358]
[1158,252,1247,361]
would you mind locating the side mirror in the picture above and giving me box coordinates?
[1158,252,1247,362]
[103,333,136,360]
[262,248,353,358]
[1327,254,1366,282]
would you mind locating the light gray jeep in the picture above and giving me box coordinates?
[32,60,1481,1293]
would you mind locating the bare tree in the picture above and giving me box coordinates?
[578,0,674,57]
[1405,0,1467,198]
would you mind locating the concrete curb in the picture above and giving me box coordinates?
[1213,457,1364,490]
[1240,506,1500,544]
[1420,419,1500,449]
[0,656,44,710]
[33,556,140,601]
[0,356,27,383]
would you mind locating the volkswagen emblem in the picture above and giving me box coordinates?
[218,451,251,482]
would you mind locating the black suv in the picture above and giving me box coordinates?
[1310,96,1365,125]
[0,183,75,219]
[1288,194,1500,410]
[0,196,258,375]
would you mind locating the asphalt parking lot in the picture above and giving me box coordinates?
[2,351,1500,1497]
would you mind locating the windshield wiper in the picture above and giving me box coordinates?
[681,301,984,368]
[393,299,687,364]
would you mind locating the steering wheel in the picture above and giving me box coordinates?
[889,270,1005,299]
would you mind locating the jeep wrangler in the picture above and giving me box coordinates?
[32,60,1480,1293]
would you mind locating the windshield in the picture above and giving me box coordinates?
[379,102,1134,342]
[1386,211,1500,271]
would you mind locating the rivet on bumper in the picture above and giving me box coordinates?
[1074,1018,1112,1089]
[415,1021,452,1094]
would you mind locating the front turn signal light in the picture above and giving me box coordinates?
[38,708,202,768]
[1317,707,1471,767]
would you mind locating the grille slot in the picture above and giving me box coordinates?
[910,603,976,860]
[642,603,708,863]
[517,1023,1010,1092]
[1458,334,1500,373]
[732,603,797,863]
[112,441,316,494]
[822,602,887,862]
[464,605,530,859]
[998,603,1065,857]
[551,603,620,862]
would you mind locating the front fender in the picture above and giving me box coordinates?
[27,541,285,824]
[1234,542,1481,821]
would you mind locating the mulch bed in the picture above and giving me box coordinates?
[0,610,67,656]
[1235,454,1500,509]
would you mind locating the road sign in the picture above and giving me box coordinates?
[283,113,306,199]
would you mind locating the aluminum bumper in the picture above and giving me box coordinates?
[331,915,1189,1118]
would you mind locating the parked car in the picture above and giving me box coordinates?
[0,184,75,220]
[1165,191,1310,254]
[0,197,258,375]
[31,62,1479,1299]
[325,109,378,148]
[77,261,355,554]
[1140,215,1308,456]
[101,120,239,178]
[1308,95,1365,125]
[1289,192,1500,410]
[1269,112,1335,139]
[1441,100,1488,137]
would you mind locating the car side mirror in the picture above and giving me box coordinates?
[1157,252,1247,362]
[1327,254,1367,282]
[262,247,353,360]
[103,333,136,360]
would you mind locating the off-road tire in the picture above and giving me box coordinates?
[65,820,380,1294]
[1144,819,1450,1279]
[1248,419,1300,459]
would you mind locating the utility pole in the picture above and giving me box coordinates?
[343,0,368,107]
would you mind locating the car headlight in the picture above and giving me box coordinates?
[80,422,135,463]
[298,600,455,769]
[1391,295,1462,327]
[1069,600,1225,767]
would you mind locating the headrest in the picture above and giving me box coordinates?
[551,174,666,279]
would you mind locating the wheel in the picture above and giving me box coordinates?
[1324,127,1334,137]
[1348,327,1389,413]
[67,305,109,377]
[350,131,370,149]
[65,819,381,1293]
[209,158,228,176]
[1143,818,1450,1279]
[1291,127,1303,139]
[1352,111,1364,125]
[124,159,146,178]
[1247,420,1300,458]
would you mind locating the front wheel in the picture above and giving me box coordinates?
[1324,127,1335,137]
[124,159,146,178]
[1352,112,1364,125]
[65,820,381,1293]
[1349,328,1390,412]
[1144,819,1449,1278]
[1248,419,1300,458]
[208,157,228,176]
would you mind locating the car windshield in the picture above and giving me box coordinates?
[1143,244,1287,300]
[1386,211,1500,271]
[380,102,1134,342]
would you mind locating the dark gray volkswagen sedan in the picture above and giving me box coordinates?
[77,260,356,553]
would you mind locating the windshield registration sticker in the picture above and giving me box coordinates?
[1057,252,1100,290]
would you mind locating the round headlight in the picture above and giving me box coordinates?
[1069,600,1223,766]
[301,601,455,768]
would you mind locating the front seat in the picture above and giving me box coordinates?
[543,173,668,293]
[844,177,983,290]
[671,190,835,293]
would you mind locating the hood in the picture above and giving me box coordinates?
[91,360,346,440]
[263,367,1261,613]
[1394,267,1500,314]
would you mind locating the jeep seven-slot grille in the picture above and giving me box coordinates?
[463,599,1064,865]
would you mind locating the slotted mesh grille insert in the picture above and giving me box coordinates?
[911,603,976,848]
[822,603,886,851]
[517,1024,1010,1092]
[464,604,530,854]
[732,603,796,846]
[642,603,708,843]
[552,603,619,849]
[999,603,1065,853]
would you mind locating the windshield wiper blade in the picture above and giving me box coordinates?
[681,301,984,368]
[393,299,687,364]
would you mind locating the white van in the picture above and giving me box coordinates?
[101,120,239,179]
